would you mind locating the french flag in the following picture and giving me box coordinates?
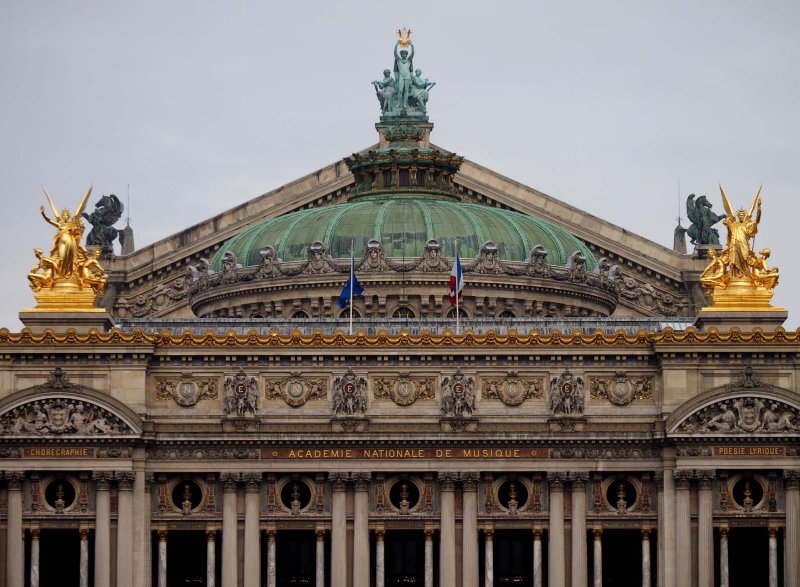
[448,253,463,305]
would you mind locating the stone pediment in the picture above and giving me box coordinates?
[666,368,800,436]
[0,368,142,438]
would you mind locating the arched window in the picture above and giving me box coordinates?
[393,307,416,319]
[291,310,309,319]
[339,308,361,319]
[498,309,516,318]
[446,307,469,319]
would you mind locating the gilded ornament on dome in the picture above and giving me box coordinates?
[27,186,108,311]
[700,186,782,310]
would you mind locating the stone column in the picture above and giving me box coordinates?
[424,528,434,587]
[547,473,567,587]
[143,475,154,587]
[662,462,678,587]
[157,530,167,587]
[484,529,494,587]
[462,473,480,587]
[571,473,588,587]
[641,529,651,587]
[243,473,262,587]
[533,529,543,587]
[719,527,729,587]
[203,530,215,587]
[221,473,239,587]
[352,472,371,587]
[785,471,800,587]
[93,471,113,587]
[30,528,40,587]
[593,529,602,587]
[5,472,24,587]
[330,473,349,587]
[768,527,778,587]
[315,529,325,587]
[266,530,277,587]
[696,471,714,587]
[80,527,90,587]
[132,467,150,587]
[117,472,135,587]
[375,528,385,587]
[674,470,693,587]
[439,472,457,587]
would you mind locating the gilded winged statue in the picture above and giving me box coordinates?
[28,186,107,295]
[700,185,778,297]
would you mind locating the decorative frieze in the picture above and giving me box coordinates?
[373,373,435,406]
[481,372,543,406]
[155,373,219,407]
[265,372,327,407]
[589,371,653,406]
[679,397,800,434]
[0,398,132,436]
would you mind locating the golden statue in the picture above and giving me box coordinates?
[26,186,108,311]
[397,27,412,47]
[700,185,781,311]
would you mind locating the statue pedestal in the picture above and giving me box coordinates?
[222,416,261,433]
[547,417,587,432]
[331,416,369,433]
[693,308,788,331]
[21,279,112,333]
[439,417,478,433]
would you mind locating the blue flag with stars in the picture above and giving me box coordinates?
[337,257,364,309]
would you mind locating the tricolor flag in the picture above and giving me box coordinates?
[337,257,364,309]
[448,253,463,305]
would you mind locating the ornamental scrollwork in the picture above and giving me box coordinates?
[441,369,476,417]
[332,368,368,416]
[679,397,800,434]
[0,399,132,436]
[224,368,259,416]
[480,372,543,406]
[725,365,773,392]
[265,373,327,407]
[589,371,653,406]
[155,373,219,407]
[373,373,435,406]
[549,368,584,416]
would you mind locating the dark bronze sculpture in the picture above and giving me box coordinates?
[686,194,726,245]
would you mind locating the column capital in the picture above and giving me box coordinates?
[547,471,568,490]
[92,471,113,490]
[593,528,603,539]
[115,471,136,490]
[30,527,41,540]
[79,527,90,540]
[641,528,651,539]
[267,529,277,541]
[221,472,240,491]
[351,472,371,491]
[329,472,349,491]
[424,528,434,539]
[375,528,385,541]
[206,529,216,542]
[144,473,155,493]
[768,527,778,538]
[532,528,542,540]
[5,470,25,489]
[569,472,589,488]
[438,471,458,490]
[673,469,694,488]
[719,526,729,538]
[696,470,715,489]
[460,472,480,491]
[484,528,494,540]
[784,470,800,489]
[316,528,326,541]
[158,529,168,541]
[241,472,262,492]
[652,471,664,489]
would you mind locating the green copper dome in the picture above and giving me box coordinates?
[212,196,595,271]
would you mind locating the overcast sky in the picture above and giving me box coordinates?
[2,1,799,329]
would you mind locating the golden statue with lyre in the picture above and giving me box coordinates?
[26,186,108,311]
[700,185,781,311]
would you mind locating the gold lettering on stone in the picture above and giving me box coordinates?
[714,446,784,456]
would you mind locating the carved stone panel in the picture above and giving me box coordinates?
[549,368,584,415]
[332,368,368,416]
[481,372,543,406]
[155,373,219,407]
[589,372,653,406]
[680,397,800,434]
[223,367,259,416]
[0,399,133,436]
[373,373,435,406]
[264,373,327,407]
[441,369,476,417]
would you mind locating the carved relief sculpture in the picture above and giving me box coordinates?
[0,399,130,436]
[373,372,435,406]
[265,372,327,407]
[549,368,585,415]
[480,372,543,406]
[332,368,368,416]
[589,371,653,406]
[680,397,800,434]
[223,367,259,416]
[155,373,219,407]
[440,369,476,417]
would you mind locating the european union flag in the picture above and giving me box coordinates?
[337,257,364,309]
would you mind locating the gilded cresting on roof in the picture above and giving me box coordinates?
[1,327,799,347]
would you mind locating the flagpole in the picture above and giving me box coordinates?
[349,239,354,336]
[455,239,460,335]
